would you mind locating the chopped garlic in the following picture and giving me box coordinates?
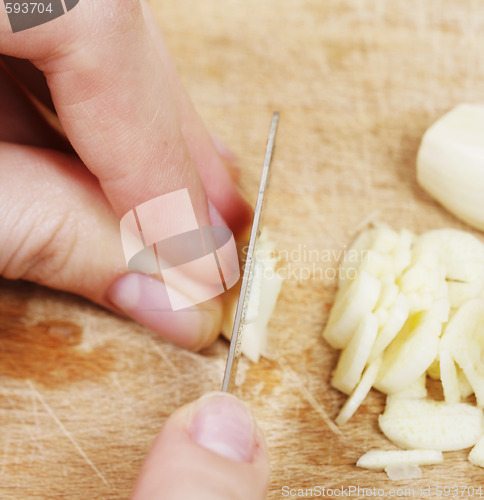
[441,299,484,407]
[337,227,377,298]
[439,349,461,404]
[335,358,381,426]
[324,222,484,474]
[323,270,381,349]
[221,231,282,362]
[427,358,440,380]
[369,293,409,362]
[356,449,443,471]
[374,312,441,394]
[392,229,415,276]
[331,313,379,395]
[458,368,474,399]
[411,230,484,308]
[379,398,482,451]
[387,373,427,401]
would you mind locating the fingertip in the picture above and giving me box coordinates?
[107,273,223,351]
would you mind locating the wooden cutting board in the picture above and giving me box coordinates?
[1,1,484,498]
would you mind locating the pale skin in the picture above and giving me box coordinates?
[0,0,269,497]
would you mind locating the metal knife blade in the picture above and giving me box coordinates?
[221,111,280,392]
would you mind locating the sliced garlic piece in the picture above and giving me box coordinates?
[442,299,484,406]
[399,260,445,294]
[240,277,282,362]
[323,270,381,349]
[429,297,451,323]
[374,307,389,328]
[449,278,484,310]
[335,358,381,426]
[375,282,399,311]
[398,261,449,314]
[439,349,461,404]
[241,269,282,362]
[356,449,443,471]
[370,224,400,254]
[468,435,484,468]
[392,229,415,277]
[412,229,484,309]
[331,313,379,395]
[374,312,441,394]
[413,230,484,283]
[427,358,440,380]
[417,104,484,232]
[221,232,282,362]
[337,228,376,297]
[337,225,398,298]
[369,293,409,362]
[379,398,482,451]
[458,368,474,399]
[359,250,394,282]
[387,373,427,401]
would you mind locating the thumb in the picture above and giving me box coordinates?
[131,393,270,500]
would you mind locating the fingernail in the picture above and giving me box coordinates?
[208,200,228,227]
[107,273,219,350]
[210,133,239,166]
[189,393,256,462]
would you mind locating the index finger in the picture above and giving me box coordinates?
[0,0,210,222]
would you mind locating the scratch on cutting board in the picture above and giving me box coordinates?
[0,436,10,478]
[148,340,180,377]
[353,210,381,235]
[30,385,40,430]
[3,390,42,456]
[277,358,344,438]
[26,380,109,486]
[29,389,47,462]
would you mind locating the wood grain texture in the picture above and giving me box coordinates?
[1,0,484,498]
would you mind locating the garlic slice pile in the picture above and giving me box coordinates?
[323,224,484,474]
[417,104,484,231]
[221,231,282,362]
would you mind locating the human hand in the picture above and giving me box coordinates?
[131,392,269,500]
[0,0,252,350]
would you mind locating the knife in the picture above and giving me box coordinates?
[221,111,280,392]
